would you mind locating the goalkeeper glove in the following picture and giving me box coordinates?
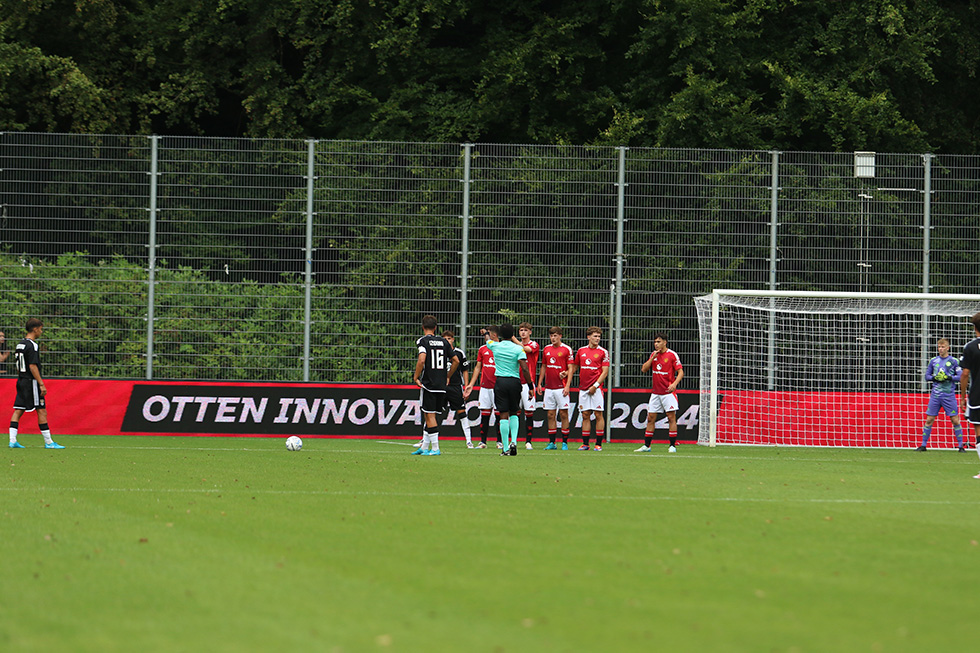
[935,371,948,382]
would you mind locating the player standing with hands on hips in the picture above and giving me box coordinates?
[636,332,683,453]
[916,337,964,451]
[9,318,64,449]
[959,313,980,477]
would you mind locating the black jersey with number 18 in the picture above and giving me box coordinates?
[416,334,455,392]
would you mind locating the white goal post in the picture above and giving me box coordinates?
[694,290,980,448]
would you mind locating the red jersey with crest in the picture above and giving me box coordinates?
[575,345,610,390]
[541,343,573,389]
[520,339,540,384]
[477,344,496,388]
[649,348,682,394]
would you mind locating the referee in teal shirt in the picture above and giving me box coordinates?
[487,323,535,456]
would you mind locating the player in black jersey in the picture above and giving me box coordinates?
[443,330,474,448]
[411,315,459,456]
[9,318,64,449]
[960,312,980,478]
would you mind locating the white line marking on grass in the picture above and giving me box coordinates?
[38,445,979,466]
[1,486,977,506]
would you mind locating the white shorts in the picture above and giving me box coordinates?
[648,393,679,414]
[578,388,604,413]
[521,390,536,413]
[478,387,496,411]
[543,388,570,412]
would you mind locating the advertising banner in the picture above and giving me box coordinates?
[0,379,700,441]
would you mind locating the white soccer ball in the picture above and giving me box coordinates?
[285,436,303,451]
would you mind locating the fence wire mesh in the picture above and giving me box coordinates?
[1,134,978,387]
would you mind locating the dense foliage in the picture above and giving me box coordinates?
[2,1,980,152]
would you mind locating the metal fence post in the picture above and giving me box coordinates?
[459,143,472,353]
[920,153,933,389]
[613,146,626,388]
[303,139,316,382]
[768,150,779,390]
[146,135,159,380]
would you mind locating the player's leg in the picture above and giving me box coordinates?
[545,405,558,449]
[36,407,62,448]
[478,388,494,448]
[445,386,471,447]
[579,408,592,450]
[666,410,678,452]
[950,413,965,451]
[593,407,605,451]
[637,395,657,452]
[9,407,25,448]
[920,395,942,450]
[523,392,535,448]
[424,409,441,455]
[559,407,570,449]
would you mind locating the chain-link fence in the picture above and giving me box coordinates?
[2,133,979,387]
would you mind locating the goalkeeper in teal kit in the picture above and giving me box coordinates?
[917,338,965,452]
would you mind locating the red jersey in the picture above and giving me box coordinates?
[649,348,682,394]
[541,343,573,389]
[477,344,496,388]
[575,345,610,390]
[520,339,540,384]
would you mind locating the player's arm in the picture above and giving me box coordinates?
[589,366,609,395]
[667,368,684,393]
[0,331,8,363]
[562,362,573,396]
[412,352,426,387]
[925,358,935,382]
[641,354,654,374]
[29,363,46,396]
[518,359,534,398]
[447,356,460,382]
[960,368,970,409]
[536,361,546,395]
[464,361,481,397]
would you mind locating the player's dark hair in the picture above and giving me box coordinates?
[972,312,980,334]
[519,322,532,330]
[421,315,438,330]
[499,323,515,340]
[441,330,454,339]
[654,332,668,342]
[487,325,499,335]
[549,326,562,335]
[25,318,43,333]
[586,326,602,336]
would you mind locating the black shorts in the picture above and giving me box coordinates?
[13,378,45,412]
[445,385,465,412]
[419,388,447,414]
[494,377,525,414]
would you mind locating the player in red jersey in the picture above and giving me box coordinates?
[536,326,574,450]
[636,332,684,453]
[463,325,500,448]
[518,322,540,449]
[568,326,610,451]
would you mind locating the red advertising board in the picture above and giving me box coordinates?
[714,390,951,448]
[0,379,700,441]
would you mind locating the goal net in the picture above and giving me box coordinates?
[693,291,980,448]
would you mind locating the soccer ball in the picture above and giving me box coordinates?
[285,436,303,451]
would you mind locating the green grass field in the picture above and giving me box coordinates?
[2,436,978,652]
